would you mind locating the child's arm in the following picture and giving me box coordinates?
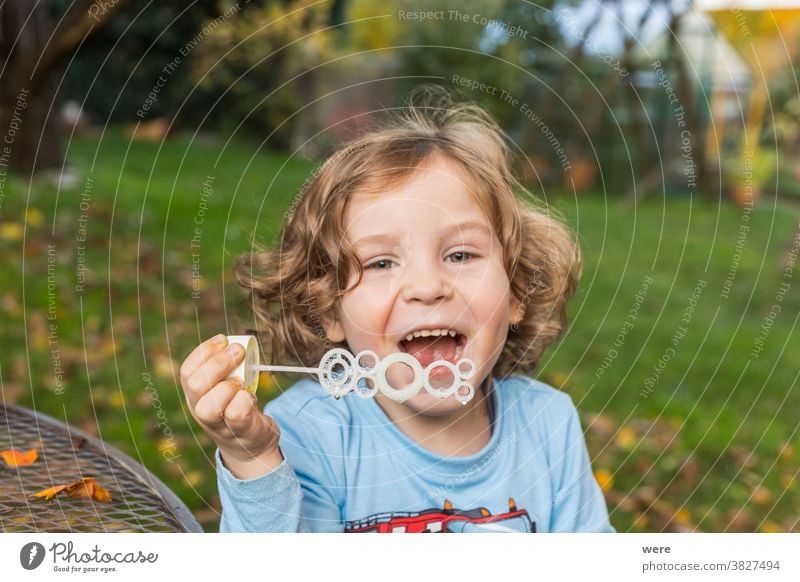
[180,335,309,531]
[214,387,348,532]
[548,394,616,533]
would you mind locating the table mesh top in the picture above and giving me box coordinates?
[1,405,198,532]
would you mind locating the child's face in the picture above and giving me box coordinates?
[325,155,522,416]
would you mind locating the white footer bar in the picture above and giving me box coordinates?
[1,533,797,581]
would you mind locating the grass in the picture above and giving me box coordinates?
[1,130,797,532]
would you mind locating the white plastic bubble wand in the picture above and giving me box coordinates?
[226,335,476,405]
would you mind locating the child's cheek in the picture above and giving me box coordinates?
[340,283,390,334]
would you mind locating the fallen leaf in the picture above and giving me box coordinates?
[0,222,24,241]
[25,208,45,228]
[584,413,616,439]
[31,477,112,503]
[66,478,94,499]
[32,484,69,501]
[673,507,691,525]
[751,485,772,505]
[615,426,637,450]
[153,354,177,379]
[779,442,794,461]
[92,485,112,503]
[184,470,203,487]
[1,448,38,466]
[594,468,614,492]
[107,392,125,409]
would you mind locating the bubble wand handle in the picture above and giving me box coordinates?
[251,364,318,374]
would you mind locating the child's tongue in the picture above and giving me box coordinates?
[402,335,457,367]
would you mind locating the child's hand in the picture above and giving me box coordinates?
[180,334,283,479]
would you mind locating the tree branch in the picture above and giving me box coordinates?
[32,0,129,86]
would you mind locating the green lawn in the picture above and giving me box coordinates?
[1,131,797,532]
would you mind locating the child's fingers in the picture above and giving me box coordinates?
[193,378,243,428]
[224,392,280,454]
[222,390,261,433]
[180,334,228,386]
[183,343,245,407]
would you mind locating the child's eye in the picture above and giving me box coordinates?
[446,251,474,263]
[366,259,395,270]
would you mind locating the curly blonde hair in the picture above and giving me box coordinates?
[235,85,582,378]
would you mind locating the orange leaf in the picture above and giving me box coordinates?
[92,482,112,503]
[65,478,94,499]
[1,448,38,466]
[32,484,68,501]
[31,477,112,503]
[594,468,614,492]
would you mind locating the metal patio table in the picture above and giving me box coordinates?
[0,404,202,532]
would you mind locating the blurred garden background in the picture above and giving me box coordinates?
[1,0,798,532]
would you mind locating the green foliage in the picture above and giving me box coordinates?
[58,0,223,123]
[191,0,334,148]
[345,0,561,130]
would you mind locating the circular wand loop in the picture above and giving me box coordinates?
[226,336,476,404]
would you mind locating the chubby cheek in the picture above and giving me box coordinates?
[466,270,514,333]
[337,281,394,355]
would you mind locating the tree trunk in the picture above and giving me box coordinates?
[0,0,127,176]
[0,77,64,175]
[0,0,61,175]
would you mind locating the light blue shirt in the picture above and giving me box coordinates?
[216,374,615,533]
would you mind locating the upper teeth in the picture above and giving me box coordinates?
[404,328,457,342]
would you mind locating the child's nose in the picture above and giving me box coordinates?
[399,256,453,304]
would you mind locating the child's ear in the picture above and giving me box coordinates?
[508,294,525,326]
[322,312,346,343]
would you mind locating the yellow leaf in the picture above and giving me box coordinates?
[108,392,125,409]
[32,484,68,501]
[25,208,45,228]
[615,426,637,450]
[0,222,23,241]
[154,354,176,379]
[156,436,175,451]
[674,507,691,525]
[185,470,203,487]
[759,521,783,533]
[1,448,38,466]
[594,469,614,492]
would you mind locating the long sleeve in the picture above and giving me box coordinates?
[547,395,616,533]
[215,381,347,532]
[216,448,310,532]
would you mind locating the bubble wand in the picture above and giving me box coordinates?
[226,336,475,404]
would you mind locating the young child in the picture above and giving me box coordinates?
[180,86,615,533]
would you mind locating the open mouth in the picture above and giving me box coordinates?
[397,327,468,369]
